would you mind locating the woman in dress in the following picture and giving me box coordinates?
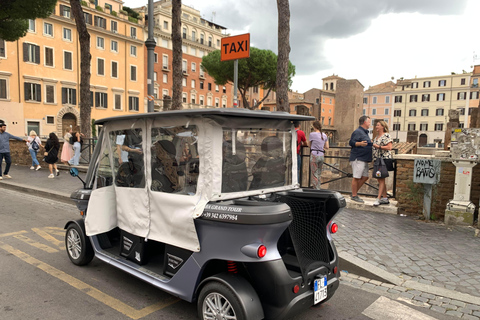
[372,120,393,206]
[61,127,74,165]
[44,132,60,178]
[309,121,329,189]
[27,130,43,171]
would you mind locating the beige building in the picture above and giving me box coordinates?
[393,73,472,145]
[0,0,144,137]
[363,81,395,138]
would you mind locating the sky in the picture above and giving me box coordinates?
[122,0,480,93]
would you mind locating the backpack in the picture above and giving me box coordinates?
[31,138,40,151]
[69,135,75,144]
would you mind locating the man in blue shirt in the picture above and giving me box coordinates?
[0,122,27,180]
[349,116,372,203]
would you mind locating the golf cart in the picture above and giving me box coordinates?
[65,108,345,320]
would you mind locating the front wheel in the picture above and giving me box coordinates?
[198,281,246,320]
[65,223,94,266]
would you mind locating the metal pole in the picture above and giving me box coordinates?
[233,59,238,108]
[145,0,156,112]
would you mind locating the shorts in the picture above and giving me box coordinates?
[350,159,369,179]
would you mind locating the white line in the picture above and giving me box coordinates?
[362,296,437,320]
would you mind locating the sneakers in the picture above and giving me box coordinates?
[373,199,381,206]
[30,166,35,170]
[56,170,60,176]
[3,174,11,179]
[350,195,365,203]
[36,166,41,171]
[379,198,390,205]
[48,174,54,179]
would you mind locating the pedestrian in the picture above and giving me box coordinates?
[349,116,372,203]
[68,127,83,166]
[44,132,60,178]
[27,130,43,171]
[372,120,393,206]
[309,121,329,189]
[294,121,307,183]
[61,127,74,165]
[0,122,27,180]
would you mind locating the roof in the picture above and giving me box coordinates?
[95,108,315,125]
[322,75,345,81]
[365,81,395,94]
[392,142,417,154]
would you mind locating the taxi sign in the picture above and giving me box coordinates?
[221,33,250,61]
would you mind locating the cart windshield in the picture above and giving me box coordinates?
[222,128,293,193]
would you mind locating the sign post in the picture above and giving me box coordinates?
[413,159,441,220]
[221,33,250,108]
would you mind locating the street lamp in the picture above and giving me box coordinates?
[145,0,156,113]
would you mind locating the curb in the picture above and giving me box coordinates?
[0,181,72,204]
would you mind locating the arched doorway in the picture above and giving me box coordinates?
[62,113,77,137]
[419,133,428,147]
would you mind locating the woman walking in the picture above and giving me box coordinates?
[68,127,83,166]
[372,120,393,206]
[61,127,74,165]
[309,121,329,189]
[27,130,42,171]
[44,132,60,178]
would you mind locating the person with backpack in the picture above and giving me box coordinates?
[44,132,60,178]
[27,130,43,171]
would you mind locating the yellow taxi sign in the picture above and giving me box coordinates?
[221,33,250,61]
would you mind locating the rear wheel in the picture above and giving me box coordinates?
[65,223,94,266]
[198,281,246,320]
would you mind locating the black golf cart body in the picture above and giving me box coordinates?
[65,108,345,320]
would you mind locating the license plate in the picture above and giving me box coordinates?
[314,276,327,304]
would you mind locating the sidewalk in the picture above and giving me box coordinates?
[2,164,480,314]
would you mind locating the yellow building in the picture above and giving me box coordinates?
[0,0,144,137]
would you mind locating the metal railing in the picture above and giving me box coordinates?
[299,146,398,198]
[79,138,97,165]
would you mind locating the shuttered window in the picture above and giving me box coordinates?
[24,82,41,102]
[112,61,118,78]
[45,47,53,66]
[23,43,40,64]
[64,51,72,70]
[95,92,108,108]
[61,87,76,105]
[97,58,104,76]
[131,66,137,81]
[128,96,139,111]
[45,85,55,103]
[0,39,5,58]
[0,79,7,99]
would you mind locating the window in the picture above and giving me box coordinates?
[162,55,168,69]
[200,82,204,90]
[385,96,390,104]
[0,39,5,58]
[438,80,446,87]
[130,45,137,57]
[392,123,400,131]
[200,68,205,78]
[111,21,117,33]
[458,108,465,116]
[191,47,196,56]
[114,94,122,110]
[192,30,196,41]
[394,110,401,117]
[64,51,73,70]
[215,98,219,107]
[95,92,108,108]
[199,96,204,105]
[222,99,226,108]
[385,108,389,115]
[395,95,402,103]
[182,60,187,72]
[129,96,139,111]
[63,28,72,41]
[200,34,204,44]
[111,40,118,52]
[44,22,53,36]
[94,16,106,29]
[207,96,212,106]
[461,78,466,85]
[437,93,445,101]
[131,65,137,81]
[409,95,418,102]
[473,78,479,88]
[182,93,187,103]
[182,27,187,39]
[28,19,36,32]
[62,87,76,105]
[371,96,377,104]
[111,61,118,78]
[363,97,368,104]
[436,108,444,116]
[154,53,158,63]
[97,58,105,76]
[223,86,226,94]
[24,82,41,102]
[191,62,196,72]
[421,109,429,116]
[409,109,417,116]
[130,27,137,39]
[182,78,186,87]
[423,81,431,88]
[457,92,466,100]
[162,89,169,98]
[435,123,444,131]
[215,85,219,92]
[191,79,195,88]
[45,84,55,103]
[60,5,71,18]
[182,45,187,53]
[44,47,54,67]
[163,74,168,83]
[163,21,168,30]
[153,72,157,82]
[0,79,8,99]
[97,37,105,49]
[408,123,416,131]
[208,36,212,47]
[84,12,92,25]
[420,123,428,131]
[470,91,479,99]
[46,116,54,124]
[153,88,158,99]
[162,39,169,48]
[208,83,212,91]
[191,94,196,104]
[372,109,376,115]
[421,94,429,102]
[217,39,220,48]
[412,82,418,88]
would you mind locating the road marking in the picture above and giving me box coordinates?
[32,227,64,249]
[0,241,179,319]
[0,230,28,238]
[13,234,59,253]
[362,296,437,320]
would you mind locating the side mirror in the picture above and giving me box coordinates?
[69,168,79,177]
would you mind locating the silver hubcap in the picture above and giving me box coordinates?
[203,292,236,320]
[67,228,82,260]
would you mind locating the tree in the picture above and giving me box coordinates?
[201,47,295,109]
[171,0,183,110]
[0,0,57,41]
[276,0,290,112]
[70,0,91,138]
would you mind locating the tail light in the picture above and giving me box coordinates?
[330,222,338,234]
[257,245,267,258]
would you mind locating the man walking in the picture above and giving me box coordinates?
[294,121,307,183]
[349,116,372,203]
[0,122,27,180]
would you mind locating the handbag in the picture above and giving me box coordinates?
[372,158,389,178]
[383,158,394,171]
[44,146,53,157]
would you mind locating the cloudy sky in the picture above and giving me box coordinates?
[123,0,480,93]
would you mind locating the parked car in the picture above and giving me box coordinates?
[65,108,345,320]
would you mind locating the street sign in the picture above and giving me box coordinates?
[221,33,250,61]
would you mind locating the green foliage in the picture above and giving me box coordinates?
[0,0,57,41]
[81,1,88,7]
[95,5,103,12]
[89,0,95,3]
[128,16,138,24]
[120,10,128,15]
[123,6,140,19]
[111,11,117,17]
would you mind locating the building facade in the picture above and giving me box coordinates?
[363,81,395,139]
[0,0,145,137]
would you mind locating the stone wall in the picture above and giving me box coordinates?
[7,139,67,166]
[334,79,364,143]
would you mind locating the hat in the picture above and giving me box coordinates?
[0,122,6,127]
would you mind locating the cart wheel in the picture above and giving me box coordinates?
[198,281,246,320]
[65,223,94,266]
